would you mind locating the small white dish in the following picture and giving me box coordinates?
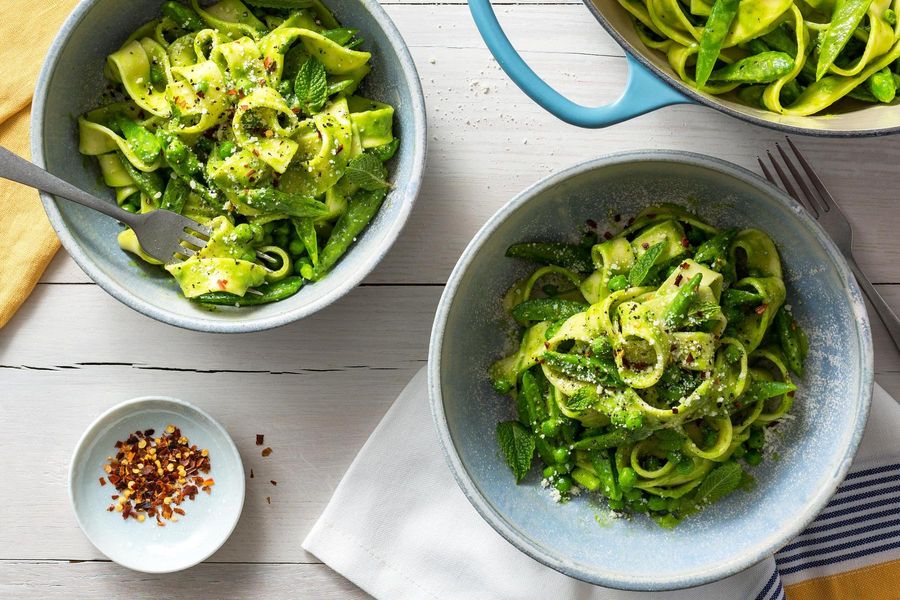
[69,396,245,573]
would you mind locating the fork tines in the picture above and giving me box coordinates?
[757,137,836,218]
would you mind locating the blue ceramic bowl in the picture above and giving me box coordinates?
[31,0,426,333]
[428,151,874,590]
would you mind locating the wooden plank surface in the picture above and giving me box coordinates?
[4,1,899,598]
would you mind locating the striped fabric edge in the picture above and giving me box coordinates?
[770,459,900,593]
[751,565,786,600]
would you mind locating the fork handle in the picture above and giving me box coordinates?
[845,256,900,353]
[0,146,136,225]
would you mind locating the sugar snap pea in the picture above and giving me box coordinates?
[696,0,740,87]
[722,288,763,307]
[868,67,896,103]
[710,52,794,84]
[192,276,304,306]
[511,298,588,322]
[116,152,164,201]
[775,308,806,376]
[313,188,387,279]
[590,449,622,501]
[160,176,189,214]
[161,1,206,31]
[662,273,702,329]
[540,351,623,387]
[694,227,737,266]
[241,189,329,219]
[518,369,548,429]
[505,242,593,273]
[115,116,161,165]
[816,0,874,81]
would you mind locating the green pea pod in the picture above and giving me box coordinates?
[775,308,806,376]
[291,217,319,266]
[240,189,329,219]
[745,379,797,401]
[710,52,794,84]
[590,449,622,501]
[540,351,623,387]
[816,0,874,81]
[313,188,387,279]
[696,0,740,87]
[572,467,602,491]
[573,428,649,451]
[722,288,764,307]
[693,228,737,265]
[161,1,205,31]
[519,369,548,428]
[662,273,702,328]
[115,116,161,165]
[160,176,189,214]
[321,28,359,46]
[117,152,164,201]
[511,298,588,322]
[158,131,203,180]
[867,67,896,103]
[505,242,593,273]
[192,276,304,306]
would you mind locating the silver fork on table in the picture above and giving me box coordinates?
[758,137,900,353]
[0,146,210,264]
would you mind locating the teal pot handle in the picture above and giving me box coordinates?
[468,0,693,127]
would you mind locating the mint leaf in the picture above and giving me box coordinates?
[628,241,665,286]
[294,57,327,114]
[567,387,599,412]
[344,153,391,190]
[693,462,743,507]
[497,421,535,483]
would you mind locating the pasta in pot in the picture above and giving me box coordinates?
[621,0,900,115]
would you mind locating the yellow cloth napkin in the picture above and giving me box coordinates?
[0,0,81,328]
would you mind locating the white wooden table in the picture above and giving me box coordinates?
[3,2,899,597]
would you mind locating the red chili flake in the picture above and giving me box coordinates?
[335,143,344,154]
[257,78,266,86]
[787,391,796,397]
[256,434,264,446]
[291,107,301,114]
[603,231,613,240]
[686,353,694,364]
[586,219,597,229]
[641,242,650,250]
[263,56,273,70]
[196,91,205,100]
[240,104,249,111]
[671,407,679,414]
[647,213,656,218]
[755,303,769,315]
[270,480,277,486]
[626,217,635,226]
[262,447,273,457]
[99,477,107,486]
[613,214,621,222]
[217,279,229,290]
[226,89,238,96]
[674,274,683,286]
[680,237,690,248]
[680,262,690,270]
[246,169,256,177]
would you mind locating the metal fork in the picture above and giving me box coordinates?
[758,137,900,353]
[0,146,210,263]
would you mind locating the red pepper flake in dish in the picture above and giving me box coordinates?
[680,237,690,248]
[101,424,213,525]
[603,231,613,240]
[755,303,769,315]
[586,219,597,229]
[674,274,684,286]
[99,477,106,486]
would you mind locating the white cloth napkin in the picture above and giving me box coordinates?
[303,368,900,600]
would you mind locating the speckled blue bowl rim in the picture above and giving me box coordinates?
[31,0,426,333]
[68,395,245,573]
[428,150,874,591]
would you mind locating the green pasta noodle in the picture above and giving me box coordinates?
[78,0,398,304]
[491,204,804,527]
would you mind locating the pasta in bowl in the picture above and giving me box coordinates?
[429,152,873,590]
[33,0,425,331]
